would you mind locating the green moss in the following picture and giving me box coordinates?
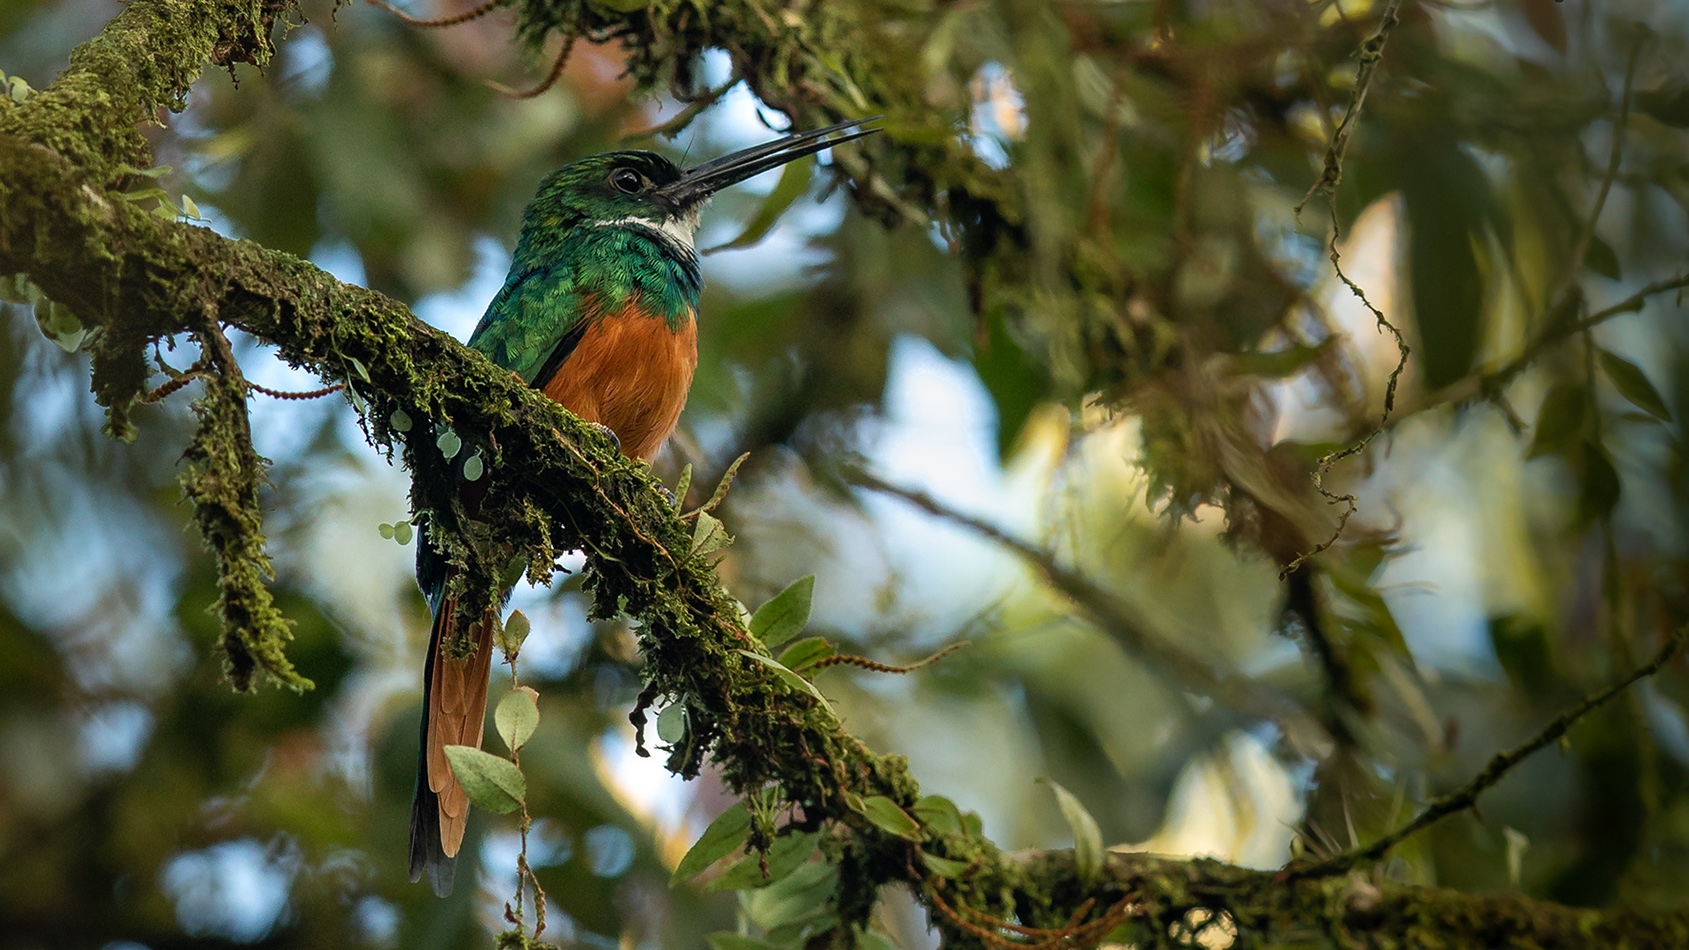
[179,329,311,691]
[5,1,1689,945]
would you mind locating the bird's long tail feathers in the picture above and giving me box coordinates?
[408,575,497,897]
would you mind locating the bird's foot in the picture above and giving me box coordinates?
[589,422,621,454]
[655,483,678,508]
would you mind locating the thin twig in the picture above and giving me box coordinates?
[811,641,969,675]
[246,380,345,400]
[1566,40,1643,288]
[1281,0,1410,576]
[1418,272,1689,413]
[138,356,210,403]
[1289,625,1688,879]
[1294,0,1405,215]
[845,466,1322,740]
[1417,41,1662,416]
[1279,210,1409,579]
[486,36,574,99]
[622,75,739,142]
[364,0,501,29]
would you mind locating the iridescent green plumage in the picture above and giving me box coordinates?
[468,151,704,384]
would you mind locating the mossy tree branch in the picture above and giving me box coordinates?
[3,1,1687,947]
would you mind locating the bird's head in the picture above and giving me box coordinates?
[525,118,880,256]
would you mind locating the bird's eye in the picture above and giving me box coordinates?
[610,168,647,194]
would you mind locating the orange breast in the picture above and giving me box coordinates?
[541,301,698,462]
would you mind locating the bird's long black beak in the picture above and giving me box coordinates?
[660,117,881,207]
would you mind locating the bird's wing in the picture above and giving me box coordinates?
[467,264,597,385]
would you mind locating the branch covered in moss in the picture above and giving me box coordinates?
[5,1,1689,947]
[182,321,310,691]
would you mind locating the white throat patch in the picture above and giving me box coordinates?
[602,209,700,256]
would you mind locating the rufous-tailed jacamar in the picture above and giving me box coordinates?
[410,119,880,896]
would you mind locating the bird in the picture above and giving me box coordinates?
[409,118,881,896]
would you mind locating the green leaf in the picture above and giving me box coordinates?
[1597,349,1672,421]
[34,299,84,353]
[115,162,171,178]
[1039,778,1103,886]
[436,428,462,460]
[1525,383,1588,460]
[673,802,751,885]
[502,555,530,589]
[50,327,86,353]
[743,859,837,932]
[589,0,649,11]
[378,523,395,540]
[1232,341,1332,379]
[711,831,821,891]
[708,159,814,253]
[119,186,168,204]
[495,686,540,752]
[673,463,692,511]
[392,521,412,545]
[919,852,971,878]
[389,408,412,432]
[497,609,531,656]
[1401,139,1489,389]
[911,796,966,838]
[463,453,485,482]
[656,702,687,743]
[973,307,1050,458]
[751,575,815,649]
[1578,439,1621,520]
[853,928,899,950]
[1585,235,1621,280]
[737,650,835,718]
[860,796,922,841]
[443,745,525,814]
[349,357,372,382]
[180,194,204,220]
[695,452,751,515]
[689,510,733,558]
[777,636,834,672]
[962,811,983,838]
[1637,83,1689,127]
[0,274,32,304]
[705,935,775,950]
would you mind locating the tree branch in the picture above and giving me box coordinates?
[842,465,1326,746]
[1288,624,1688,880]
[1002,851,1689,949]
[7,0,1688,945]
[1425,272,1689,412]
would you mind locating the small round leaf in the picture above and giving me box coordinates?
[495,686,540,752]
[656,702,688,743]
[436,428,462,461]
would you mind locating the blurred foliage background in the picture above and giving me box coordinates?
[2,0,1688,946]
